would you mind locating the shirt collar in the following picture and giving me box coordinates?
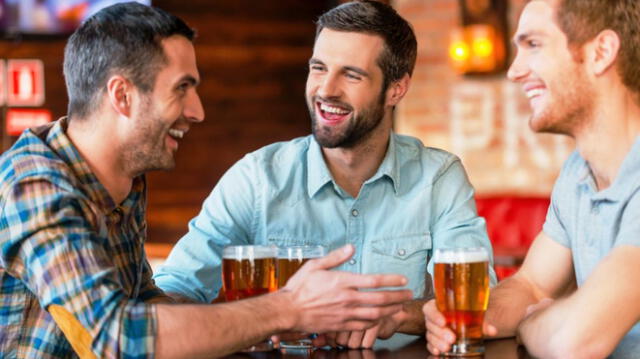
[306,133,400,198]
[36,117,144,214]
[579,135,640,202]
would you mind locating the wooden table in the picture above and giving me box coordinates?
[222,335,531,359]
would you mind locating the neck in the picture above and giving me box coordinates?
[67,115,133,204]
[321,117,392,198]
[575,90,640,190]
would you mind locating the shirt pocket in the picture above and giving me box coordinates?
[366,233,432,298]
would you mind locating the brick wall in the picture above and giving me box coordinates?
[393,0,572,196]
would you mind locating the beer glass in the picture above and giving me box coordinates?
[277,245,326,349]
[433,247,490,356]
[222,245,277,351]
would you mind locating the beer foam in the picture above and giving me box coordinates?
[222,245,277,259]
[434,248,489,263]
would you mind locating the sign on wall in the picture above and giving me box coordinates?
[6,109,52,136]
[7,59,45,107]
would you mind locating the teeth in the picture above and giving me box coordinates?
[320,103,349,115]
[526,88,545,99]
[168,129,185,139]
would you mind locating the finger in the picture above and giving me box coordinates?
[336,331,351,347]
[270,335,280,348]
[362,326,378,348]
[324,332,338,347]
[343,304,404,322]
[351,290,413,306]
[483,322,498,337]
[338,320,378,332]
[303,245,354,271]
[347,330,365,349]
[311,334,328,348]
[425,318,456,346]
[426,329,452,354]
[427,339,441,356]
[423,300,446,327]
[336,272,409,289]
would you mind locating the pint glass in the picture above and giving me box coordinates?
[277,245,326,349]
[222,245,277,351]
[434,247,490,356]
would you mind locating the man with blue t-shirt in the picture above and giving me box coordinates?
[425,1,640,358]
[154,0,495,349]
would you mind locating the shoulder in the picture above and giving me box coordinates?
[0,132,77,203]
[240,136,311,170]
[393,133,465,181]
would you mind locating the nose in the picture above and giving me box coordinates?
[507,50,528,82]
[184,89,205,123]
[315,72,342,99]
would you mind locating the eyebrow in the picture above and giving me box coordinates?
[308,58,370,78]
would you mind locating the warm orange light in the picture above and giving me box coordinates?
[448,24,504,74]
[472,37,494,58]
[449,40,470,62]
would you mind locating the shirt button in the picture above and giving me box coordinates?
[348,259,356,265]
[592,205,600,215]
[351,209,359,217]
[397,249,406,256]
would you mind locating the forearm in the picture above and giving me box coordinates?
[396,299,427,335]
[485,274,540,338]
[156,291,296,359]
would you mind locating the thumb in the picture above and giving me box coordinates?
[483,322,498,337]
[305,245,354,271]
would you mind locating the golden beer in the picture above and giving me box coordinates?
[276,245,325,349]
[434,247,490,356]
[276,258,309,288]
[222,257,277,301]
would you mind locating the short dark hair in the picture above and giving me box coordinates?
[555,0,640,96]
[63,2,195,119]
[316,0,417,90]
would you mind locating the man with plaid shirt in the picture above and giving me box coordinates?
[0,3,412,358]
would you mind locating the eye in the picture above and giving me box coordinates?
[526,39,540,48]
[177,82,190,93]
[345,72,362,81]
[309,64,326,72]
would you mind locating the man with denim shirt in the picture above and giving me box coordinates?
[155,0,496,349]
[425,1,640,358]
[0,3,415,358]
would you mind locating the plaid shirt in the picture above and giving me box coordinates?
[0,118,163,358]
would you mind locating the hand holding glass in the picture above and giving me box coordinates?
[433,247,490,356]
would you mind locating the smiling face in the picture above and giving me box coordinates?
[122,35,204,174]
[305,29,389,149]
[508,0,595,136]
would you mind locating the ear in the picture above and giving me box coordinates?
[106,75,133,117]
[588,29,620,76]
[385,73,411,107]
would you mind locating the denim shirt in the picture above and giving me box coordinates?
[154,133,495,302]
[544,138,640,358]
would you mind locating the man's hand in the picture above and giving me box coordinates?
[322,313,402,349]
[282,245,413,334]
[423,299,497,356]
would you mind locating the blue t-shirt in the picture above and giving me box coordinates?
[154,133,496,302]
[543,139,640,358]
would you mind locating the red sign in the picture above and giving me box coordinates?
[7,59,45,107]
[0,60,5,106]
[6,109,52,136]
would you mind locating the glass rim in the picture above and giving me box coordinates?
[433,247,489,264]
[277,245,326,259]
[222,245,277,259]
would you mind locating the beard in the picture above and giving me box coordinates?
[308,91,386,149]
[529,65,594,137]
[120,96,176,176]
